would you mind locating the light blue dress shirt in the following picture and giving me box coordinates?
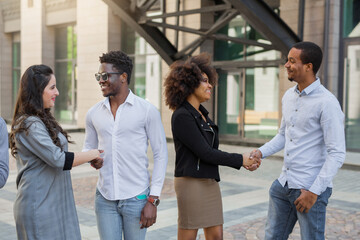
[0,117,9,188]
[259,78,346,195]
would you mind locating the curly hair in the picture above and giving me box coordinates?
[10,64,71,157]
[164,52,218,110]
[99,50,133,84]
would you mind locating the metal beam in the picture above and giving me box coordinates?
[227,0,300,55]
[102,0,177,65]
[139,0,158,13]
[210,34,273,50]
[141,4,231,21]
[213,59,284,69]
[102,0,299,66]
[146,21,204,35]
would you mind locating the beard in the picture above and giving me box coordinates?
[287,78,294,82]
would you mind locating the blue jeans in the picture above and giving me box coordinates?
[265,180,332,240]
[95,188,149,240]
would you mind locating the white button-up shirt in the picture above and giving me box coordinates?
[259,79,345,195]
[83,90,168,200]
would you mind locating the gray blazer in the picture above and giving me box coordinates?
[13,116,80,240]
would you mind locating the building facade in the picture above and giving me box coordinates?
[0,0,359,151]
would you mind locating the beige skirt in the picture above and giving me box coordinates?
[174,177,224,229]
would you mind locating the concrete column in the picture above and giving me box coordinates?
[324,0,341,95]
[76,0,111,128]
[20,0,55,72]
[21,0,42,70]
[0,9,13,119]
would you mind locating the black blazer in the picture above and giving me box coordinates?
[171,101,243,181]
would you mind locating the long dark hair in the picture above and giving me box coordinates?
[10,64,71,157]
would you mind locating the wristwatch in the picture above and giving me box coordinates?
[147,197,160,207]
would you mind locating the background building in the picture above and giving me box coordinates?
[0,0,359,151]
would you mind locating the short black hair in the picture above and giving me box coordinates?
[99,50,133,84]
[292,41,323,75]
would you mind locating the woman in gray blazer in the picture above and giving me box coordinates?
[10,64,103,240]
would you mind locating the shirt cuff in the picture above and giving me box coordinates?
[308,180,325,195]
[63,152,74,171]
[258,147,266,159]
[150,185,162,197]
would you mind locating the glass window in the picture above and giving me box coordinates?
[217,67,279,140]
[344,44,360,150]
[244,67,279,139]
[215,13,281,140]
[54,25,77,123]
[12,33,21,110]
[217,72,241,135]
[343,0,360,37]
[122,22,162,109]
[214,15,281,62]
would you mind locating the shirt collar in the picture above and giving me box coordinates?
[101,89,135,111]
[294,77,321,95]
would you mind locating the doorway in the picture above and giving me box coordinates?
[216,67,280,141]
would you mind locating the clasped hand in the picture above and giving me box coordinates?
[89,149,104,170]
[242,149,262,171]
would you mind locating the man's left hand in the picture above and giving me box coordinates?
[294,189,318,213]
[139,200,157,229]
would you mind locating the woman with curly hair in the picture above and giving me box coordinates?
[10,64,103,240]
[164,53,259,240]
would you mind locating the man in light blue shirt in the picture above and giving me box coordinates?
[0,117,9,188]
[251,42,345,239]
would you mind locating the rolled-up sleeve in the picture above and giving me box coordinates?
[0,118,9,188]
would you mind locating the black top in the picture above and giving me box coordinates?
[171,101,243,181]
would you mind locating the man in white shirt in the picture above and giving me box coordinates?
[83,50,168,240]
[250,42,346,239]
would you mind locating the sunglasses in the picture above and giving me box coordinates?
[95,72,123,81]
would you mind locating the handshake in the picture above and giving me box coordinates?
[242,149,262,171]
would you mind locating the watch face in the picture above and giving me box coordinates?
[153,198,160,206]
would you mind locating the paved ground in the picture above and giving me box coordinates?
[1,132,359,240]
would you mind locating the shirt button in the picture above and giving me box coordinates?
[292,125,294,127]
[287,153,289,156]
[287,168,289,170]
[290,139,293,142]
[295,109,298,112]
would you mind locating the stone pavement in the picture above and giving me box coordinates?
[1,132,359,240]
